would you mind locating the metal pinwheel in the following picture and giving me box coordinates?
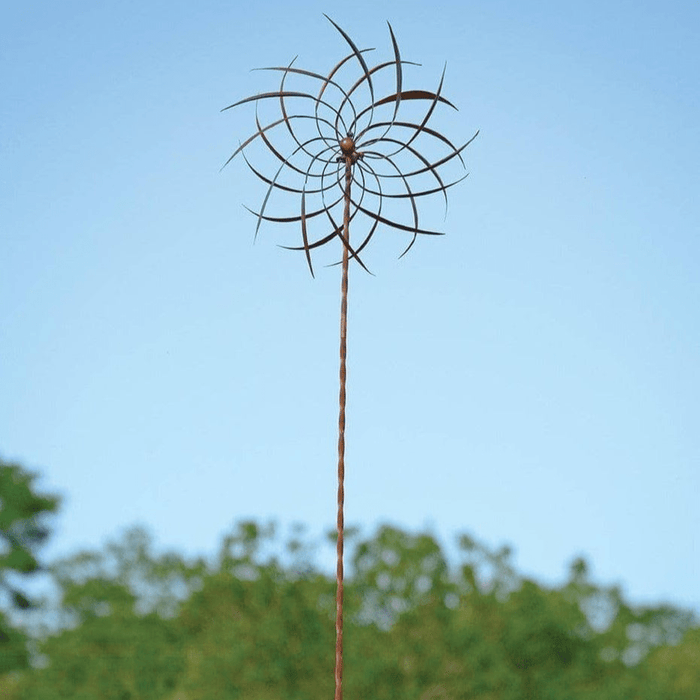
[222,15,477,700]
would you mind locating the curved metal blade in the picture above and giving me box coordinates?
[222,16,477,275]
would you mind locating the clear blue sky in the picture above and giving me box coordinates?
[2,0,698,614]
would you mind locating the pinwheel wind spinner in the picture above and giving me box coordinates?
[222,15,477,700]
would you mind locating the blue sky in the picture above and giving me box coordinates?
[2,0,699,615]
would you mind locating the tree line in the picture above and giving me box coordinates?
[1,456,698,699]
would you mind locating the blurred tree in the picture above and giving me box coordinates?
[177,520,335,700]
[5,517,698,700]
[644,626,700,697]
[350,525,451,629]
[0,457,60,675]
[17,525,203,699]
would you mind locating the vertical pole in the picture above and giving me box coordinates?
[335,156,352,700]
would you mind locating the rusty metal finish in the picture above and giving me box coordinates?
[222,14,478,275]
[335,156,352,700]
[222,15,476,700]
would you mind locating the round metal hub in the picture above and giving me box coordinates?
[339,136,355,156]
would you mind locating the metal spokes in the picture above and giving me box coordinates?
[222,15,478,276]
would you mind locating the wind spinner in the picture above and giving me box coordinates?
[222,15,477,700]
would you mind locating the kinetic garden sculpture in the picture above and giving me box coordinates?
[222,15,477,699]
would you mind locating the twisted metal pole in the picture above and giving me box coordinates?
[335,149,353,700]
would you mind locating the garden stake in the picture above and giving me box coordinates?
[222,16,477,700]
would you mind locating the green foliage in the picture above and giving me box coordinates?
[644,627,700,697]
[177,521,335,700]
[16,524,199,700]
[0,459,60,595]
[1,516,697,700]
[0,458,60,675]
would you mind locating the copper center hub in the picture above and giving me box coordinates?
[339,136,355,155]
